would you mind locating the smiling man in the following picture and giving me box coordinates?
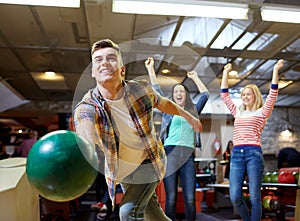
[73,39,202,221]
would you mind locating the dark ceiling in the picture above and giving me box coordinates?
[0,0,300,133]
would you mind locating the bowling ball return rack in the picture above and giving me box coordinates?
[260,183,299,221]
[207,182,299,221]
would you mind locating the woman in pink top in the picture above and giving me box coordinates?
[220,59,284,221]
[17,130,38,157]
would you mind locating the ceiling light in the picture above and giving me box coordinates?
[0,0,80,8]
[162,69,171,74]
[31,72,67,90]
[261,6,300,24]
[229,70,238,77]
[33,72,64,81]
[45,71,56,77]
[278,80,293,89]
[280,128,293,138]
[112,0,249,20]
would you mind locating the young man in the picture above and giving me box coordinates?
[73,39,202,221]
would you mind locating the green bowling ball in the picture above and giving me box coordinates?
[271,171,279,183]
[263,195,272,210]
[292,171,299,184]
[263,172,272,183]
[26,130,98,202]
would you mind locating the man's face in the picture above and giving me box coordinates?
[91,47,124,83]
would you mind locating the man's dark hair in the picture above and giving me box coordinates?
[91,39,121,56]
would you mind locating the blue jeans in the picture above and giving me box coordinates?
[120,161,171,221]
[163,146,195,221]
[229,146,264,221]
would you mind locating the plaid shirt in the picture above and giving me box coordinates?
[73,80,167,204]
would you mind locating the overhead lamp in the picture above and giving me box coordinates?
[0,0,80,8]
[229,70,238,77]
[162,68,171,74]
[45,71,56,77]
[261,6,300,24]
[112,0,249,20]
[280,126,293,138]
[280,108,293,138]
[278,80,293,89]
[31,72,67,90]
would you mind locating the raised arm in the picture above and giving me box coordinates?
[261,59,285,118]
[157,96,202,132]
[272,59,284,85]
[187,70,209,114]
[187,70,208,93]
[221,63,232,89]
[145,57,159,85]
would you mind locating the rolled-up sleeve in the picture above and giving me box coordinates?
[73,103,97,147]
[74,103,96,127]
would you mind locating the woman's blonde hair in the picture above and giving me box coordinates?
[239,84,263,111]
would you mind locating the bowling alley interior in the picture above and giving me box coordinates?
[0,0,300,220]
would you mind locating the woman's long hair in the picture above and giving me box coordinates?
[239,84,263,112]
[171,83,198,118]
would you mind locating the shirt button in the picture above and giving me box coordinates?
[241,149,244,153]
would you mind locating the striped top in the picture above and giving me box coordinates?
[221,84,278,147]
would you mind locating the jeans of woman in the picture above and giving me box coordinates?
[229,146,264,221]
[163,145,195,221]
[120,161,171,221]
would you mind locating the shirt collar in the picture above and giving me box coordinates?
[93,80,127,101]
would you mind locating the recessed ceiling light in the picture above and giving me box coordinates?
[162,69,171,74]
[229,70,238,77]
[45,71,56,77]
[278,80,293,89]
[30,72,67,89]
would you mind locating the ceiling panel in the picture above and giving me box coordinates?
[276,95,300,106]
[0,0,300,131]
[85,0,134,43]
[36,7,82,46]
[0,48,26,71]
[0,5,44,46]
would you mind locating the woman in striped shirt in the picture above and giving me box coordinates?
[220,59,284,221]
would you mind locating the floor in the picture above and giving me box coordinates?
[41,187,296,221]
[63,201,295,221]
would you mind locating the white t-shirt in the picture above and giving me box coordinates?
[106,97,148,181]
